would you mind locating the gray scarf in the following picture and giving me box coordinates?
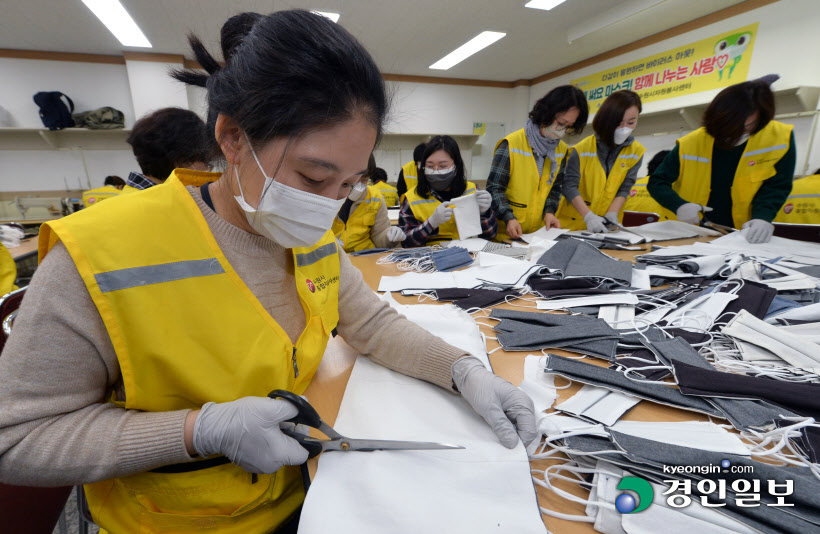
[525,119,559,181]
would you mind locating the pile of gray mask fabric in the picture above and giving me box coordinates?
[507,235,820,533]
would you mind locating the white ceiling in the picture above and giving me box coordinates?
[0,0,749,81]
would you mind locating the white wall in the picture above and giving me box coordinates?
[125,59,189,119]
[529,0,820,176]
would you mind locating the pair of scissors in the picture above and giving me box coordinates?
[699,216,736,235]
[268,389,464,459]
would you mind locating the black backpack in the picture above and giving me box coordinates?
[33,92,75,130]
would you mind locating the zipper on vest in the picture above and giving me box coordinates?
[292,347,299,378]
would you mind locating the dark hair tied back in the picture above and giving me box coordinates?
[171,9,388,151]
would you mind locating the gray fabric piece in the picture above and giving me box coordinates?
[536,239,632,285]
[545,354,724,418]
[616,326,668,347]
[492,313,619,359]
[611,431,820,528]
[647,337,801,430]
[489,308,596,326]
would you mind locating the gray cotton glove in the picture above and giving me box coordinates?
[193,396,309,474]
[676,203,713,225]
[604,211,620,226]
[452,357,537,448]
[583,211,609,233]
[386,226,406,242]
[427,203,454,229]
[475,190,492,213]
[742,219,774,244]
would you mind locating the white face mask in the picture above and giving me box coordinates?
[348,182,367,201]
[734,133,751,146]
[541,122,567,140]
[233,135,346,249]
[613,126,633,145]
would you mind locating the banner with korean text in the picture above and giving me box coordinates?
[572,23,759,113]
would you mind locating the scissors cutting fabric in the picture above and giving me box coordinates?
[268,389,464,458]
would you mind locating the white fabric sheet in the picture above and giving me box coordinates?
[451,194,483,239]
[521,227,567,243]
[598,305,636,327]
[536,293,639,310]
[611,420,750,456]
[300,299,545,533]
[518,355,557,414]
[708,232,820,266]
[379,263,541,292]
[447,237,493,253]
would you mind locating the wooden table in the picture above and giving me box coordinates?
[8,237,38,260]
[303,238,714,533]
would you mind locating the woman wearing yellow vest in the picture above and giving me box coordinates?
[399,135,496,246]
[369,167,399,207]
[333,156,406,251]
[557,90,645,232]
[487,85,588,241]
[648,78,796,243]
[774,170,820,224]
[0,11,535,534]
[396,142,426,200]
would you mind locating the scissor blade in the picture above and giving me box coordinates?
[325,438,465,452]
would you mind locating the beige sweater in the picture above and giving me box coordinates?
[0,186,465,486]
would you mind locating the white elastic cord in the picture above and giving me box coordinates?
[541,347,586,360]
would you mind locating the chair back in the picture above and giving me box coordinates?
[622,211,660,227]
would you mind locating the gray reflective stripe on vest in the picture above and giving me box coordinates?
[465,187,476,194]
[556,152,565,158]
[295,242,338,267]
[745,144,787,157]
[95,258,225,293]
[618,154,641,160]
[681,154,710,163]
[787,193,820,199]
[411,199,438,206]
[632,183,648,188]
[510,148,532,157]
[579,152,596,158]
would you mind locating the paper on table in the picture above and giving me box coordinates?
[299,296,545,533]
[536,293,639,310]
[450,194,482,239]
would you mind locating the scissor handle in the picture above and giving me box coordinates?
[280,428,324,459]
[267,389,323,428]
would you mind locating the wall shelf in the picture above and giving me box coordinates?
[0,127,132,150]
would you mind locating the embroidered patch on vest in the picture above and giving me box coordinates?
[306,279,316,292]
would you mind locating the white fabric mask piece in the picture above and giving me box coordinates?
[450,194,482,239]
[662,291,737,331]
[598,305,636,327]
[521,227,568,243]
[536,293,639,311]
[630,269,651,290]
[517,355,557,414]
[233,137,345,248]
[765,302,820,324]
[588,461,628,534]
[723,309,820,373]
[610,420,750,456]
[732,261,816,290]
[555,385,640,426]
[734,133,751,146]
[621,476,758,534]
[536,413,608,439]
[525,238,559,262]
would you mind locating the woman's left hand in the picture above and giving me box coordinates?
[451,356,536,448]
[475,190,492,214]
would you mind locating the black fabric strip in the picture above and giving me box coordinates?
[200,182,215,211]
[151,455,231,473]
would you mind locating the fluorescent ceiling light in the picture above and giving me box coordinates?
[430,31,506,70]
[82,0,151,48]
[524,0,567,10]
[312,10,341,22]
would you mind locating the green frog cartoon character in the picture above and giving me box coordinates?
[714,31,752,80]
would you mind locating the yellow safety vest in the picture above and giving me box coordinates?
[0,244,17,296]
[371,181,399,207]
[332,185,385,252]
[774,174,820,224]
[400,161,419,204]
[82,186,120,208]
[622,176,668,217]
[556,135,646,230]
[494,128,568,241]
[674,122,793,227]
[405,182,477,245]
[38,171,340,534]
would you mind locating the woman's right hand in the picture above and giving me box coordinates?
[191,397,309,473]
[506,219,523,239]
[583,212,609,233]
